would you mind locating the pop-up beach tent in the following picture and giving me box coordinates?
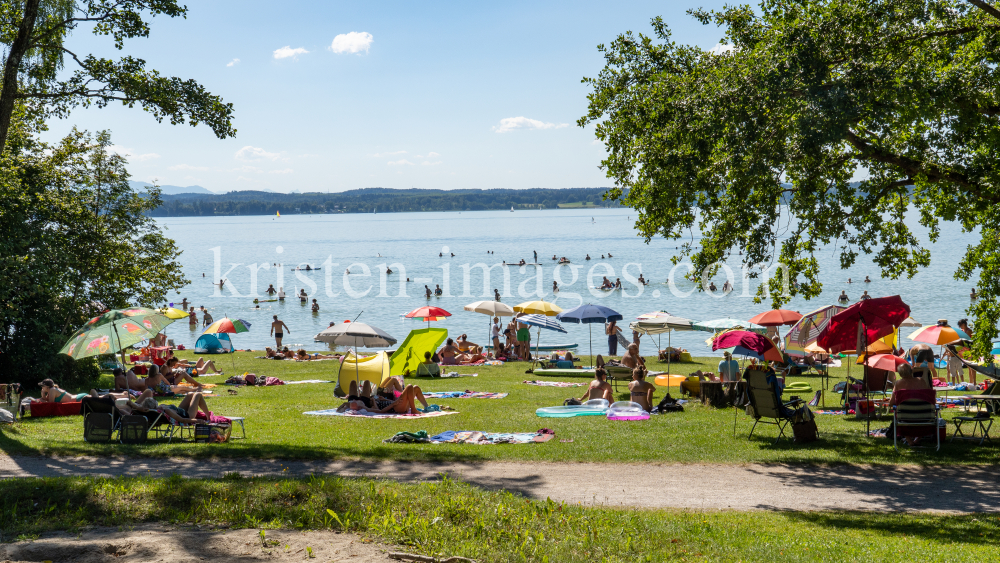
[194,332,232,354]
[337,351,391,395]
[389,328,448,376]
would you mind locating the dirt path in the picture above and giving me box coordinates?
[2,453,999,513]
[0,524,395,563]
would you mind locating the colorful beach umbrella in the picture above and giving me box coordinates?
[748,309,803,327]
[203,317,252,335]
[630,314,694,375]
[908,325,970,346]
[783,305,847,357]
[636,311,671,320]
[404,306,452,328]
[60,308,174,361]
[519,313,568,368]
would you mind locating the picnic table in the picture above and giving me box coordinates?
[949,395,1000,445]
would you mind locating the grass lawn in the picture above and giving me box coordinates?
[2,474,999,561]
[2,351,996,464]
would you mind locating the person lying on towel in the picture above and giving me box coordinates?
[340,381,430,415]
[37,379,87,403]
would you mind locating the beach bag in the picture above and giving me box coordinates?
[84,413,114,442]
[208,424,231,443]
[563,398,582,406]
[793,419,818,443]
[654,394,684,413]
[119,415,149,444]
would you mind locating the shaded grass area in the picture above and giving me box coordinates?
[2,351,997,464]
[2,475,1000,562]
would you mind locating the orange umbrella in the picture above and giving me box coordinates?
[748,309,803,327]
[908,325,970,346]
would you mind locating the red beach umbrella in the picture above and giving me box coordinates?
[817,295,911,355]
[863,354,909,371]
[748,309,803,327]
[712,330,784,363]
[404,306,452,328]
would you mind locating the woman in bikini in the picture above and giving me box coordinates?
[439,338,461,365]
[345,383,429,414]
[578,368,613,403]
[628,368,655,412]
[38,379,87,403]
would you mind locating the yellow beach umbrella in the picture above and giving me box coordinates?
[513,300,563,317]
[155,307,189,320]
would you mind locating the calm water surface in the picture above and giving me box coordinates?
[157,208,981,356]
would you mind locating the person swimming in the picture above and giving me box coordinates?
[838,290,849,303]
[971,287,978,300]
[586,254,591,260]
[552,280,559,292]
[864,275,871,282]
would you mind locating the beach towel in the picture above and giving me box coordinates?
[523,380,585,388]
[421,430,553,444]
[813,410,846,415]
[441,372,478,378]
[303,408,459,419]
[423,391,508,399]
[284,379,333,385]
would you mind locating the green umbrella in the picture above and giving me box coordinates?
[60,307,174,362]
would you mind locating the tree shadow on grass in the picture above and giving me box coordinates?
[781,511,1000,547]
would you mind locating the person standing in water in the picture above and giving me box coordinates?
[277,286,286,301]
[271,315,290,348]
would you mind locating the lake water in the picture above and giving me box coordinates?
[157,208,981,356]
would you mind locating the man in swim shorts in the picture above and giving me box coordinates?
[271,315,290,348]
[516,319,531,359]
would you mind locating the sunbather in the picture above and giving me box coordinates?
[622,343,645,370]
[439,338,461,365]
[37,379,87,403]
[190,357,220,375]
[889,363,933,406]
[345,384,429,414]
[628,368,655,412]
[456,334,480,351]
[579,368,613,403]
[265,347,278,358]
[162,358,202,387]
[132,392,212,424]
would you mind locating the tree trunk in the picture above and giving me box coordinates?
[0,0,41,154]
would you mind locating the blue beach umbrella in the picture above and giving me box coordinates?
[557,304,624,364]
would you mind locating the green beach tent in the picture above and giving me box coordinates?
[389,328,448,376]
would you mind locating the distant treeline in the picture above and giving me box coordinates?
[149,188,620,216]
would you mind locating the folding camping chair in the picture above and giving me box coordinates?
[894,398,941,452]
[744,369,804,444]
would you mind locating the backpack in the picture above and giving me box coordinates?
[653,393,684,413]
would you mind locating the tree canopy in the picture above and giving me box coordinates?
[0,0,235,152]
[580,0,1000,358]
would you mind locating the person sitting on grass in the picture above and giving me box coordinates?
[37,379,88,403]
[456,346,486,364]
[162,358,203,388]
[439,338,461,365]
[578,368,613,403]
[628,368,656,412]
[343,383,430,414]
[564,351,575,362]
[456,334,480,352]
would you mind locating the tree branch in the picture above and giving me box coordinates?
[845,130,1000,204]
[968,0,1000,22]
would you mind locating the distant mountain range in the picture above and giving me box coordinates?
[129,181,215,195]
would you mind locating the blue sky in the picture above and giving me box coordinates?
[49,1,730,193]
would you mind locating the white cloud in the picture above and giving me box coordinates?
[387,159,414,166]
[709,42,737,55]
[492,116,569,133]
[268,168,294,174]
[421,161,442,166]
[273,46,309,60]
[235,146,280,161]
[227,58,240,67]
[370,150,406,157]
[169,163,209,171]
[330,31,373,54]
[235,176,256,183]
[427,151,440,157]
[107,144,160,161]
